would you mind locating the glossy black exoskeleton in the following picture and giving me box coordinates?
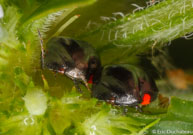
[90,65,158,107]
[40,36,101,92]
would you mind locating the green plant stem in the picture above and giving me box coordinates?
[79,0,193,49]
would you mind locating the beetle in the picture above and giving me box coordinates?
[38,32,101,92]
[90,64,158,108]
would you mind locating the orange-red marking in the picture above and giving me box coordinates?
[141,93,151,105]
[88,75,94,84]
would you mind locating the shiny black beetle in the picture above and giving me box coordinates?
[38,32,101,92]
[89,64,158,107]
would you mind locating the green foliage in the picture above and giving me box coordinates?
[2,0,95,25]
[23,87,48,115]
[78,0,193,65]
[0,0,193,135]
[148,97,193,135]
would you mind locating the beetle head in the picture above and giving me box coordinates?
[86,56,102,83]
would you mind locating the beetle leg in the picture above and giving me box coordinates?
[83,80,91,92]
[53,71,57,79]
[135,105,142,113]
[122,106,128,115]
[80,77,91,92]
[73,80,82,93]
[79,80,91,92]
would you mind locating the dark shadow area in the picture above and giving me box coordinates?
[169,38,193,69]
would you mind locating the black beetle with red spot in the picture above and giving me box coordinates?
[38,32,158,108]
[88,64,158,108]
[41,36,101,92]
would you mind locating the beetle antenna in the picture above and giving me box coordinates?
[84,80,91,92]
[37,29,45,69]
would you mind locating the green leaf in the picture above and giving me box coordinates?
[0,114,43,135]
[23,88,48,115]
[81,109,148,135]
[148,97,193,135]
[168,97,193,122]
[19,0,96,25]
[78,0,193,64]
[1,0,193,135]
[49,102,71,134]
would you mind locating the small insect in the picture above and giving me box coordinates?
[38,31,101,92]
[90,65,158,109]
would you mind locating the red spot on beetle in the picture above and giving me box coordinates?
[141,93,151,105]
[58,68,65,74]
[59,68,64,71]
[88,75,94,84]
